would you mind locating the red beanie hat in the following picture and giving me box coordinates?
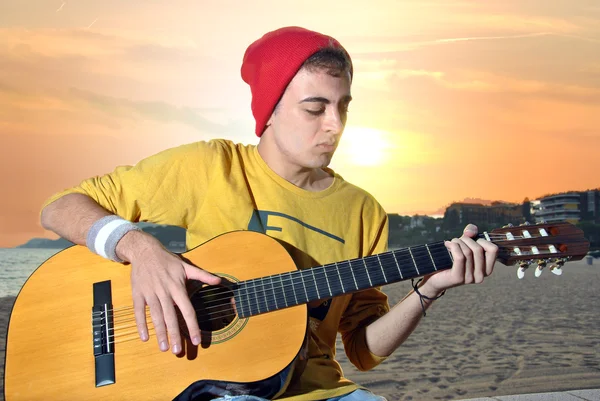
[241,26,353,137]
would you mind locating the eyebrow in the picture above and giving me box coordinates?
[299,95,353,104]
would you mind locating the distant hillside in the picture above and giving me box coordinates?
[424,197,514,216]
[16,223,186,251]
[17,237,75,249]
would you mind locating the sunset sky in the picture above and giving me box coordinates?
[1,0,599,247]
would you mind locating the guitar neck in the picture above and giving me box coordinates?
[234,241,453,318]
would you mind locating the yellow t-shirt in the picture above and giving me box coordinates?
[41,139,391,400]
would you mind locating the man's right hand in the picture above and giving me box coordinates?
[116,230,221,354]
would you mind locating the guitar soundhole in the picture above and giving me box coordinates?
[189,285,236,332]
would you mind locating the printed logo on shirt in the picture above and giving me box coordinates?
[248,209,338,325]
[247,210,345,244]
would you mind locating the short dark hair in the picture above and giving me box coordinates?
[300,45,352,77]
[270,46,352,116]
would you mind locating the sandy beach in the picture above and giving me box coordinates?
[2,259,599,400]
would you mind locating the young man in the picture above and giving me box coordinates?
[40,26,498,400]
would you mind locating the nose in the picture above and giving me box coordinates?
[322,107,345,135]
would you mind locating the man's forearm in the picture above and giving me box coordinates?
[40,193,112,245]
[41,193,157,263]
[364,281,443,357]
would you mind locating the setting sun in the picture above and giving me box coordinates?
[339,126,393,167]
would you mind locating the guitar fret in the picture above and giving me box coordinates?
[322,267,333,296]
[290,273,299,305]
[267,278,276,311]
[408,247,419,275]
[248,283,256,316]
[326,265,343,296]
[338,261,357,292]
[377,253,402,282]
[430,243,454,272]
[425,244,437,271]
[363,258,373,287]
[270,276,278,310]
[335,262,345,293]
[279,274,288,308]
[249,281,259,315]
[311,268,320,299]
[410,246,436,276]
[260,279,268,313]
[392,251,404,279]
[282,272,297,307]
[377,254,388,283]
[304,270,319,301]
[299,271,309,303]
[290,273,300,305]
[259,278,267,312]
[236,283,246,318]
[364,256,385,286]
[349,261,359,290]
[313,268,331,299]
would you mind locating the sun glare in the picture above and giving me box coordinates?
[339,126,391,167]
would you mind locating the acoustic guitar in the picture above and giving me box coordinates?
[3,222,590,400]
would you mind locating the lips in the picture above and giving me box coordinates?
[318,143,337,152]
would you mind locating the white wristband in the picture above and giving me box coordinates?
[86,215,141,263]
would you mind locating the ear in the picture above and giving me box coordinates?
[266,111,275,127]
[268,101,281,126]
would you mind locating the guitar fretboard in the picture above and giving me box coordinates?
[234,241,453,318]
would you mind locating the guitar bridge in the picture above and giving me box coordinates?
[91,280,116,387]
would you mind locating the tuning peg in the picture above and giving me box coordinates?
[503,223,514,228]
[520,221,531,226]
[532,259,547,278]
[535,264,544,278]
[517,261,530,279]
[549,258,566,276]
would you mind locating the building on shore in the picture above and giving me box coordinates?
[442,201,528,231]
[532,189,599,224]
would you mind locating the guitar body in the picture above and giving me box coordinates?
[4,231,309,400]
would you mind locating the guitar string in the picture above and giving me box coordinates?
[101,254,570,341]
[92,230,573,343]
[108,257,561,345]
[104,239,562,319]
[109,241,564,317]
[100,243,449,308]
[105,260,565,329]
[95,244,567,329]
[108,253,564,344]
[102,232,561,317]
[101,244,463,323]
[100,243,567,325]
[109,262,568,346]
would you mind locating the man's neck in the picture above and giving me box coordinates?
[257,142,333,192]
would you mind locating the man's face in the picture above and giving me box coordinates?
[264,67,352,170]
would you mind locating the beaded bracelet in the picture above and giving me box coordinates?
[411,278,446,317]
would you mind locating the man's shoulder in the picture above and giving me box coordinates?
[160,138,255,158]
[194,138,256,155]
[333,173,387,216]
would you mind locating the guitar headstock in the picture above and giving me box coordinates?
[484,222,590,279]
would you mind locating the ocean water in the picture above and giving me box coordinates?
[0,248,62,298]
